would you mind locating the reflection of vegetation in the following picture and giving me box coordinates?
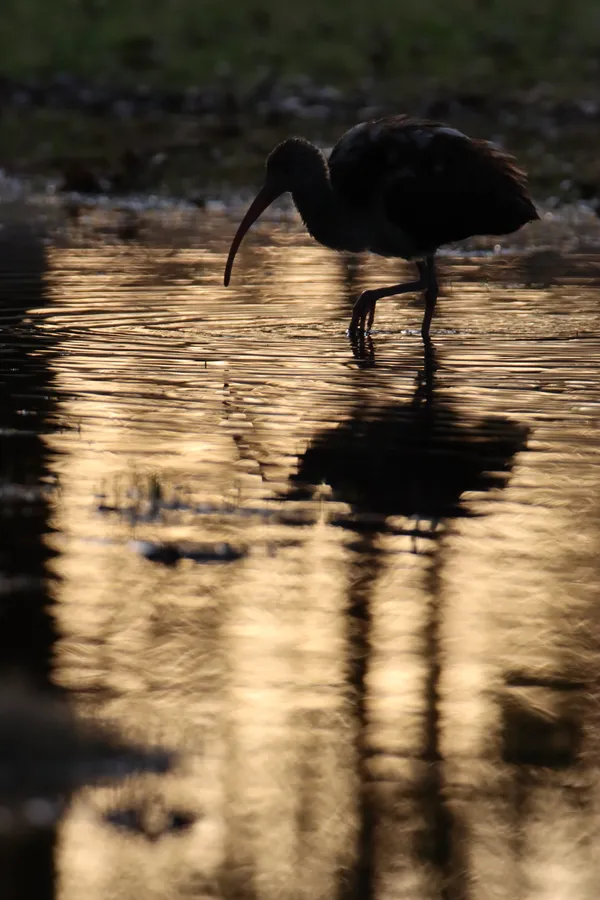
[1,0,598,88]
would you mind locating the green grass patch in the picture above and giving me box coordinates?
[2,0,600,91]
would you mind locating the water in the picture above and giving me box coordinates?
[2,205,600,898]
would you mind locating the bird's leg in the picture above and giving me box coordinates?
[349,262,429,334]
[420,256,438,342]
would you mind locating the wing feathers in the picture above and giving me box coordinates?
[328,116,538,252]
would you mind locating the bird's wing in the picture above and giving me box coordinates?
[329,116,538,251]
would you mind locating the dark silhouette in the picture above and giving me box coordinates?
[224,116,538,339]
[287,346,528,528]
[0,218,62,900]
[0,221,57,691]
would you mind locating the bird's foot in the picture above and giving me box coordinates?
[349,291,376,335]
[348,329,375,367]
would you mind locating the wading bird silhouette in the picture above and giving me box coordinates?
[224,115,538,340]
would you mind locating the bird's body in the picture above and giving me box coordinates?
[224,115,538,339]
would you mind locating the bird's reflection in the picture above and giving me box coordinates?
[285,347,529,899]
[288,345,529,534]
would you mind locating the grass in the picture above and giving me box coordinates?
[3,1,600,200]
[2,0,600,91]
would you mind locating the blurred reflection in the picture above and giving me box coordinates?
[103,791,195,841]
[0,218,57,689]
[286,345,529,899]
[0,683,172,821]
[24,221,600,900]
[0,217,60,900]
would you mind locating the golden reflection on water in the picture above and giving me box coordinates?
[31,218,600,898]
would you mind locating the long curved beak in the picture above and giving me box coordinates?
[224,183,283,286]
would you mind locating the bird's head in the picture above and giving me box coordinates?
[224,138,324,286]
[264,137,324,190]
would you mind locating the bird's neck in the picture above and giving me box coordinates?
[290,165,366,253]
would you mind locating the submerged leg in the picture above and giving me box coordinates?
[349,260,430,334]
[420,256,438,342]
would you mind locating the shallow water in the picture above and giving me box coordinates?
[2,208,600,898]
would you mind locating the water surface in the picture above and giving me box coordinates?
[2,208,600,899]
